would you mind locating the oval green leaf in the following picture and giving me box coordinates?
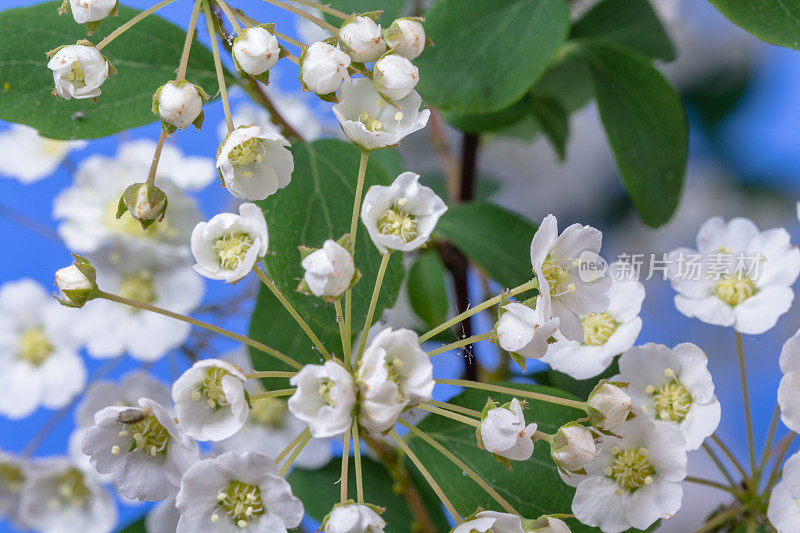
[709,0,800,50]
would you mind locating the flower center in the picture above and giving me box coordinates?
[216,232,255,271]
[606,447,654,492]
[214,481,265,528]
[66,61,87,89]
[250,398,287,427]
[0,463,24,493]
[378,199,417,243]
[118,271,157,304]
[714,273,756,306]
[17,327,52,366]
[384,356,406,402]
[541,257,574,296]
[318,378,336,406]
[358,111,384,132]
[53,468,90,508]
[228,137,265,168]
[127,415,170,457]
[649,376,693,423]
[581,312,618,346]
[192,367,231,409]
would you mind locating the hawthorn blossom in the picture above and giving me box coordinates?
[767,450,800,533]
[0,124,85,183]
[361,171,446,253]
[0,279,86,419]
[233,26,281,77]
[55,255,97,308]
[778,330,800,433]
[172,359,248,441]
[175,451,303,532]
[301,239,356,299]
[65,0,117,24]
[384,18,426,59]
[153,80,207,131]
[333,78,430,150]
[530,214,612,342]
[527,515,571,532]
[217,125,293,201]
[543,265,644,379]
[47,43,112,100]
[81,398,198,501]
[551,423,596,473]
[586,382,632,431]
[339,16,386,63]
[323,503,386,532]
[571,413,687,532]
[667,216,800,334]
[75,371,172,428]
[478,399,537,461]
[288,360,357,438]
[496,299,560,361]
[452,511,524,533]
[300,41,351,96]
[356,328,434,433]
[191,202,269,283]
[373,54,419,101]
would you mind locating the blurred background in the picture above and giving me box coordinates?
[1,0,799,531]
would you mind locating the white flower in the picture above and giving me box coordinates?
[543,267,644,380]
[615,342,720,451]
[300,41,351,96]
[75,371,171,428]
[384,18,426,59]
[47,43,111,100]
[373,54,419,101]
[530,214,612,342]
[81,397,199,501]
[0,124,85,183]
[496,299,560,360]
[146,493,181,533]
[77,246,204,361]
[18,458,117,533]
[778,330,800,433]
[323,503,386,532]
[356,328,434,433]
[288,361,357,438]
[217,125,293,201]
[767,450,800,533]
[302,240,356,298]
[333,78,430,150]
[361,171,446,253]
[0,451,28,529]
[527,515,571,532]
[175,451,304,532]
[479,398,537,461]
[586,382,632,431]
[68,0,117,24]
[551,424,596,473]
[571,413,687,533]
[0,279,86,419]
[172,359,248,441]
[155,80,206,130]
[233,26,281,76]
[339,16,386,63]
[667,216,800,335]
[191,202,269,283]
[452,510,524,533]
[55,262,96,308]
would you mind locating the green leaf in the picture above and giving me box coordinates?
[579,43,687,227]
[0,1,227,140]
[287,455,450,532]
[256,140,405,342]
[529,49,593,114]
[440,100,528,134]
[708,0,800,50]
[407,251,449,329]
[416,0,570,114]
[435,202,536,288]
[323,0,405,25]
[116,517,146,533]
[571,0,674,60]
[528,97,568,160]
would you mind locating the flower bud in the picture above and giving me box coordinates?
[373,53,418,101]
[338,16,386,63]
[59,0,118,33]
[384,18,426,60]
[300,239,357,299]
[477,398,537,463]
[116,182,168,230]
[152,80,208,134]
[587,382,633,431]
[550,423,596,473]
[46,41,114,100]
[299,41,351,97]
[523,515,572,533]
[55,253,98,308]
[233,26,281,78]
[322,502,386,533]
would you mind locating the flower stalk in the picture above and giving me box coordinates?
[96,0,180,50]
[176,0,204,81]
[416,402,480,428]
[259,0,339,33]
[203,0,234,132]
[427,332,493,357]
[354,252,391,363]
[275,428,310,464]
[279,431,313,475]
[345,149,370,361]
[435,379,588,412]
[352,423,364,503]
[250,388,296,401]
[340,429,351,503]
[735,331,757,478]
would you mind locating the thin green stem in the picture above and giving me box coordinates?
[203,0,234,132]
[419,279,538,343]
[352,423,364,503]
[145,129,166,185]
[274,29,306,49]
[389,430,463,524]
[398,418,520,516]
[756,404,781,483]
[334,299,348,364]
[735,331,757,478]
[354,252,391,364]
[685,476,738,494]
[96,0,179,50]
[695,508,739,533]
[259,0,339,33]
[344,150,369,369]
[764,433,796,491]
[426,400,481,418]
[253,266,330,358]
[340,429,351,503]
[98,291,302,369]
[251,388,296,400]
[702,442,738,490]
[176,0,203,80]
[416,403,480,428]
[711,434,749,481]
[290,0,348,19]
[427,332,493,357]
[215,0,243,33]
[245,370,297,379]
[435,379,587,412]
[279,431,313,475]
[274,428,310,463]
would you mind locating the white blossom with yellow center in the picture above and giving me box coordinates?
[767,450,800,532]
[47,44,110,100]
[0,124,86,184]
[217,125,293,201]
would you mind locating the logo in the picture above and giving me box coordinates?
[577,251,608,283]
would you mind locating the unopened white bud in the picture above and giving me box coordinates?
[233,26,280,76]
[65,0,117,24]
[154,80,206,130]
[373,54,418,101]
[587,383,632,431]
[300,42,351,96]
[338,16,385,63]
[551,424,596,472]
[301,240,356,299]
[384,18,426,59]
[55,254,97,308]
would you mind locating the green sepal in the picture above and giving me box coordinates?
[491,451,512,470]
[57,0,70,15]
[335,233,353,254]
[480,397,497,420]
[85,19,103,36]
[298,245,318,260]
[72,253,97,283]
[160,119,178,136]
[296,277,312,296]
[509,351,526,372]
[56,253,100,308]
[251,70,270,85]
[191,109,204,131]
